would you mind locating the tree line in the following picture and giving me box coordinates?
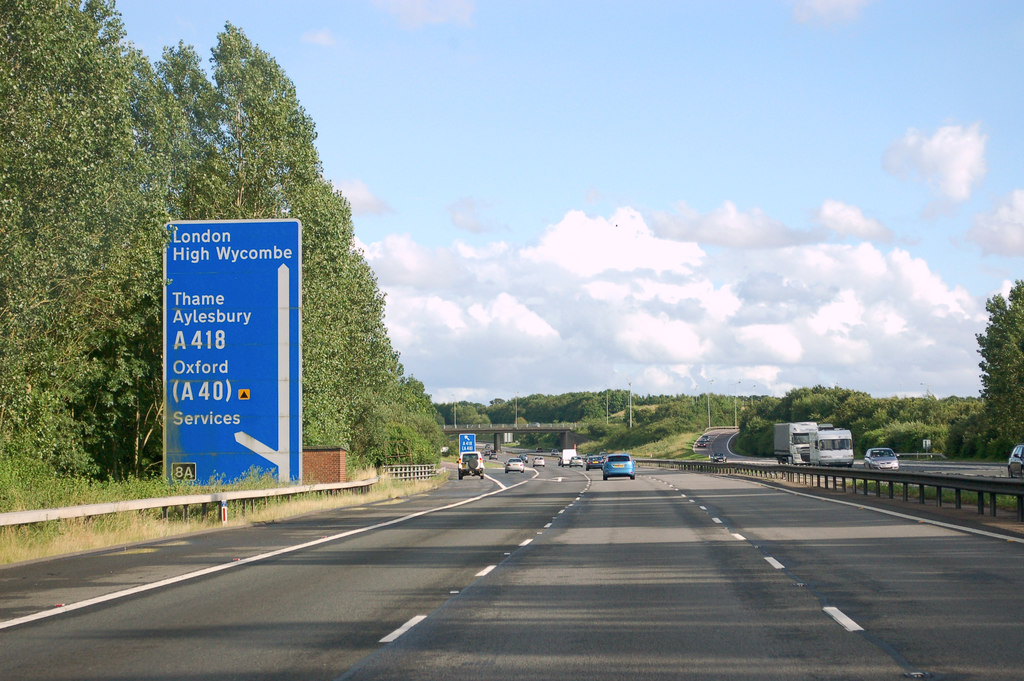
[0,0,444,492]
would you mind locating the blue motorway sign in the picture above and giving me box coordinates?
[459,434,476,453]
[164,220,301,484]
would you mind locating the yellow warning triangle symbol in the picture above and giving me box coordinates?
[238,389,250,400]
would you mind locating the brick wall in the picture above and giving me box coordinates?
[302,448,347,483]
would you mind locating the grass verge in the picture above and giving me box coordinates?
[0,469,450,566]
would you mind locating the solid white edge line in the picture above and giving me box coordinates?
[753,480,1024,544]
[0,474,540,631]
[823,606,864,632]
[379,615,428,643]
[765,556,785,569]
[475,565,496,577]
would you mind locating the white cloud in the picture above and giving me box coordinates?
[884,123,987,203]
[521,208,704,277]
[372,0,474,29]
[336,179,392,216]
[809,289,864,336]
[364,207,985,400]
[815,199,892,242]
[649,201,818,248]
[614,312,707,363]
[735,325,804,364]
[967,189,1024,256]
[361,233,462,287]
[467,293,558,340]
[791,0,875,24]
[300,28,336,46]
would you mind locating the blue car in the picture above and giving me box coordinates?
[602,453,635,480]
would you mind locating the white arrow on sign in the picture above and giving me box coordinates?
[234,263,291,482]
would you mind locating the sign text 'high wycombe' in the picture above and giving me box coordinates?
[163,220,302,484]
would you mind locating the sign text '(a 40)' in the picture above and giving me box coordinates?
[171,379,234,402]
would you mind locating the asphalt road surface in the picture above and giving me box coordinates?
[3,462,1023,680]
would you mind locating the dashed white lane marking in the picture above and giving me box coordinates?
[731,533,746,541]
[380,615,427,643]
[519,538,533,547]
[824,606,864,632]
[765,556,785,569]
[712,517,723,524]
[0,475,542,631]
[475,565,496,577]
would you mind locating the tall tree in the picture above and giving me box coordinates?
[0,0,167,476]
[977,280,1024,454]
[156,24,436,468]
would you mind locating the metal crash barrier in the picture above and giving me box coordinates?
[637,458,1024,523]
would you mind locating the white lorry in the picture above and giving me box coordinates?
[558,448,576,467]
[774,422,854,467]
[774,422,816,465]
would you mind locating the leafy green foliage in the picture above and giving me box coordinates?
[0,0,167,477]
[1,5,442,501]
[977,280,1024,455]
[735,386,984,458]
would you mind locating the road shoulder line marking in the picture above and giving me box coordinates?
[380,615,427,643]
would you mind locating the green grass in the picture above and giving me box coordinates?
[579,431,708,460]
[0,460,292,514]
[0,469,448,565]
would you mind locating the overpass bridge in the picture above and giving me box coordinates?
[440,423,580,452]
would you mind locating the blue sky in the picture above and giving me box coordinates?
[117,0,1024,402]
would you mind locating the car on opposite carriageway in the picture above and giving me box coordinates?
[1008,444,1023,478]
[864,447,900,471]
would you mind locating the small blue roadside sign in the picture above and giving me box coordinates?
[163,219,301,484]
[459,434,476,453]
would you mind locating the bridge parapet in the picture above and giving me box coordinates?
[440,423,578,433]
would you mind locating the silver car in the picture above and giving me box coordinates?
[863,447,899,471]
[1008,444,1024,478]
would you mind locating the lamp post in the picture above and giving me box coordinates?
[706,378,714,429]
[628,381,633,428]
[734,380,741,428]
